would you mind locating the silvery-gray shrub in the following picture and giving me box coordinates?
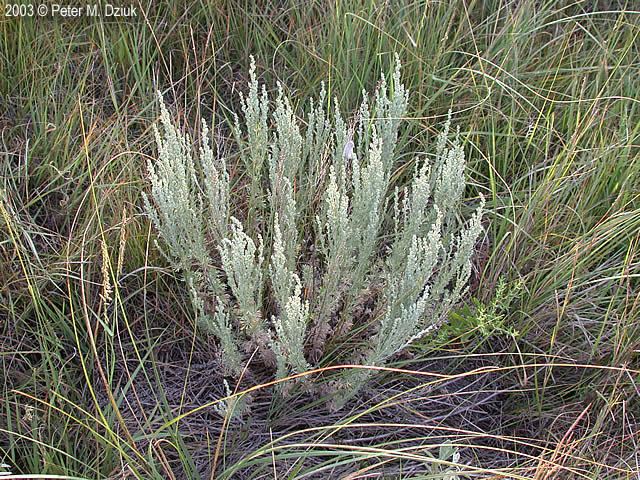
[145,54,484,403]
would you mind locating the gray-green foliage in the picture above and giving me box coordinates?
[232,57,269,234]
[270,214,309,376]
[145,55,484,402]
[143,100,209,270]
[218,217,264,333]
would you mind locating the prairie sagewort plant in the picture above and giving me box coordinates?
[144,55,484,408]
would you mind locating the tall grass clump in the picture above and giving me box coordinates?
[144,56,484,405]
